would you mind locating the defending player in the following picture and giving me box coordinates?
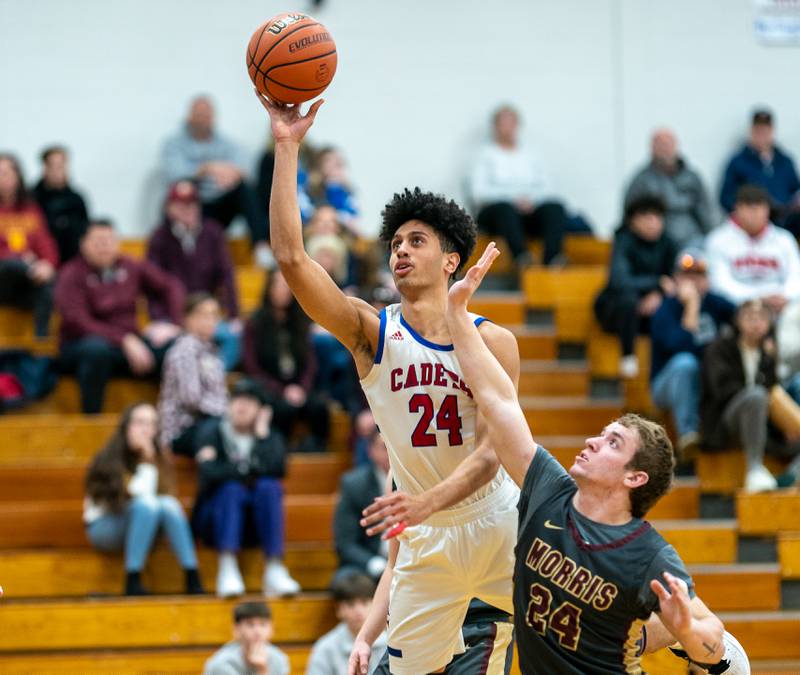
[445,243,735,674]
[256,97,520,675]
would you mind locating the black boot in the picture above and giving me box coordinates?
[185,568,205,595]
[124,571,150,596]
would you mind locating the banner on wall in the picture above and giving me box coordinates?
[754,0,800,44]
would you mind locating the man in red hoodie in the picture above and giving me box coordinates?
[0,153,59,336]
[55,219,184,413]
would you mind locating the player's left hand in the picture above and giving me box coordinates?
[447,242,500,310]
[652,572,693,639]
[361,490,432,539]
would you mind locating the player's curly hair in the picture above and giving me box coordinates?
[380,187,477,278]
[619,413,675,518]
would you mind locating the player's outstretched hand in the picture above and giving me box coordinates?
[348,638,372,675]
[254,89,324,144]
[361,490,431,540]
[651,572,693,639]
[447,242,500,310]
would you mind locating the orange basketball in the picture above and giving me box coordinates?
[247,12,337,105]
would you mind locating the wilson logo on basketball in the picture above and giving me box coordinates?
[267,13,307,35]
[289,32,332,53]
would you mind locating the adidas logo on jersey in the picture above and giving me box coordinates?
[390,331,404,341]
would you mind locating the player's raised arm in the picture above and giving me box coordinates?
[255,93,377,358]
[445,242,536,486]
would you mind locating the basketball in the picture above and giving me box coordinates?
[247,12,337,105]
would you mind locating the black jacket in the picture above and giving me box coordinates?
[31,180,89,263]
[192,419,287,504]
[333,465,383,571]
[700,331,777,449]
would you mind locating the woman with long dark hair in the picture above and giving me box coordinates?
[242,270,330,452]
[0,153,59,336]
[84,402,203,595]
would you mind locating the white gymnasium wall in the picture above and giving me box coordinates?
[1,0,798,237]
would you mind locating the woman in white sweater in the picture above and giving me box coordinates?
[83,402,203,595]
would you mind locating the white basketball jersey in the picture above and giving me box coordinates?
[360,303,506,508]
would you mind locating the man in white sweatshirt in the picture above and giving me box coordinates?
[706,184,800,373]
[469,105,569,267]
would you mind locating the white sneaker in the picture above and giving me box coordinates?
[619,355,639,379]
[216,553,245,598]
[744,464,778,492]
[263,560,301,597]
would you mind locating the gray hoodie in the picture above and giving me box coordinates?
[203,640,290,675]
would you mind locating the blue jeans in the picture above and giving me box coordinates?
[86,494,198,572]
[650,352,700,438]
[194,478,286,558]
[214,321,241,371]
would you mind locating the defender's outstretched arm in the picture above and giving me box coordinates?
[445,243,536,486]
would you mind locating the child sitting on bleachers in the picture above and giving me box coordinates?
[83,402,203,595]
[203,600,289,675]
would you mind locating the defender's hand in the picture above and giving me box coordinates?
[447,242,500,311]
[254,90,324,144]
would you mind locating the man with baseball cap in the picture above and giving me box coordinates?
[650,248,736,459]
[720,109,800,235]
[147,179,242,369]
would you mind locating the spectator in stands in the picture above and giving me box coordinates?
[720,109,800,236]
[31,145,89,263]
[624,128,715,248]
[161,96,271,265]
[0,153,58,337]
[469,104,569,267]
[203,600,289,675]
[158,293,227,457]
[333,429,389,581]
[305,205,361,292]
[56,219,184,414]
[84,402,204,595]
[147,179,241,369]
[650,249,736,458]
[307,147,361,235]
[706,185,800,375]
[243,271,329,453]
[192,378,300,598]
[306,573,386,675]
[594,195,679,378]
[701,300,786,492]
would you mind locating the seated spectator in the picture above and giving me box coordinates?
[706,185,800,374]
[243,271,330,453]
[307,146,361,235]
[469,104,569,267]
[83,402,203,595]
[720,109,800,236]
[0,153,58,336]
[31,145,89,263]
[650,250,735,458]
[203,600,289,675]
[334,430,389,581]
[147,179,242,369]
[192,379,300,598]
[624,128,714,248]
[307,232,350,290]
[305,205,361,291]
[306,573,385,675]
[161,96,270,264]
[700,300,800,491]
[158,293,228,457]
[55,219,184,414]
[594,196,679,377]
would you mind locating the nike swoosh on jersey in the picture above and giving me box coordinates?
[544,520,564,530]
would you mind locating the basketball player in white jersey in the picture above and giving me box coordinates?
[256,95,520,675]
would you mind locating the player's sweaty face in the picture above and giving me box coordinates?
[389,221,443,288]
[572,422,637,484]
